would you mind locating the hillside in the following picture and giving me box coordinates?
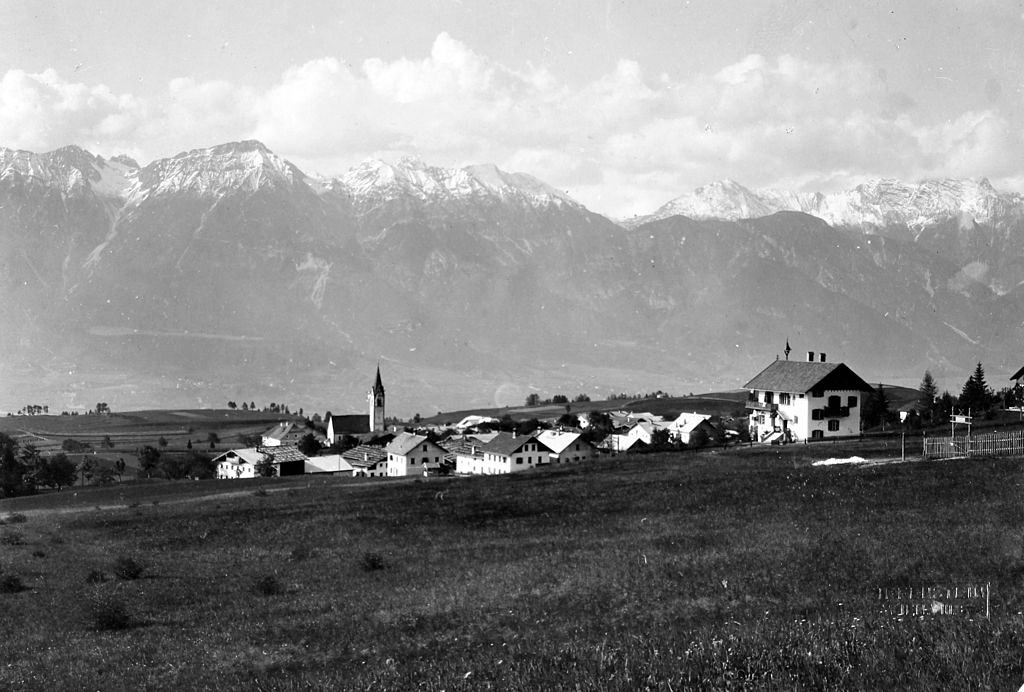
[3,141,1023,417]
[2,444,1023,688]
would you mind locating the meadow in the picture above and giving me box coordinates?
[2,441,1023,689]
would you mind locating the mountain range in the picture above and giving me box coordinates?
[2,140,1023,416]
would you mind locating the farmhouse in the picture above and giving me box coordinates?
[385,432,446,477]
[214,445,308,478]
[343,445,387,477]
[470,432,553,475]
[744,351,873,443]
[669,412,717,445]
[261,422,325,448]
[535,430,597,463]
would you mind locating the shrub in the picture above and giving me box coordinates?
[89,592,132,631]
[113,556,144,580]
[1,513,27,524]
[360,551,386,572]
[253,574,284,596]
[0,573,26,594]
[1,530,26,546]
[289,544,315,562]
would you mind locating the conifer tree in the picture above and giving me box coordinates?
[959,362,993,414]
[918,370,938,424]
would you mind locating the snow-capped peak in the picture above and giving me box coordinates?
[631,177,1024,229]
[0,144,137,199]
[138,140,304,196]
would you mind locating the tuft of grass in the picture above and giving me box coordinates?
[89,592,132,631]
[360,551,386,572]
[113,556,145,581]
[0,573,27,594]
[253,574,284,596]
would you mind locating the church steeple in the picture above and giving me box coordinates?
[368,363,385,433]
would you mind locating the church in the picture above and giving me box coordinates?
[325,365,388,443]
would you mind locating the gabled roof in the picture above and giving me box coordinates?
[304,454,354,474]
[262,422,296,441]
[327,414,370,434]
[481,431,547,456]
[213,448,266,466]
[743,360,872,393]
[341,445,387,467]
[536,430,590,454]
[1011,365,1024,381]
[261,445,308,463]
[671,412,713,433]
[386,432,435,456]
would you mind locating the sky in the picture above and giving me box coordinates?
[1,0,1023,217]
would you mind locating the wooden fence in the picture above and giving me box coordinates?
[923,430,1024,459]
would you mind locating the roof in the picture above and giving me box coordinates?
[468,431,500,444]
[261,445,308,464]
[386,432,433,456]
[481,432,548,456]
[671,412,712,433]
[743,360,873,393]
[327,414,370,435]
[340,445,387,468]
[1011,366,1024,381]
[536,430,589,454]
[262,421,296,441]
[213,448,265,466]
[304,455,354,474]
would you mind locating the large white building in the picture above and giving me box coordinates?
[385,432,446,477]
[744,351,873,443]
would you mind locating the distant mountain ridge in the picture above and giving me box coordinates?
[2,140,1024,416]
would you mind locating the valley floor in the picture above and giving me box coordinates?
[2,442,1023,689]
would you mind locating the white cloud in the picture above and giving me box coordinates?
[2,38,1024,216]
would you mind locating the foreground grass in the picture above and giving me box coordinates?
[2,444,1024,689]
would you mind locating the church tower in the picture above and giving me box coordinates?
[368,364,385,433]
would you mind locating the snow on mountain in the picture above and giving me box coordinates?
[631,177,1024,230]
[135,140,306,197]
[336,156,580,210]
[0,145,136,198]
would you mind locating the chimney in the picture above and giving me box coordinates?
[807,351,815,362]
[819,352,827,363]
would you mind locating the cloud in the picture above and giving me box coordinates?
[2,38,1024,216]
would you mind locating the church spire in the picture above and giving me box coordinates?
[784,339,792,361]
[368,362,385,433]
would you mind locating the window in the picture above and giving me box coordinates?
[779,393,791,405]
[811,409,823,421]
[811,430,824,439]
[848,396,858,408]
[410,459,415,465]
[422,444,428,451]
[827,420,840,431]
[828,395,841,409]
[516,459,523,465]
[765,391,774,404]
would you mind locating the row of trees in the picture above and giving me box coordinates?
[226,401,304,415]
[524,393,592,407]
[0,434,135,497]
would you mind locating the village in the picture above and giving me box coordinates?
[212,348,944,481]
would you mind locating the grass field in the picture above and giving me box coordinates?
[2,441,1023,689]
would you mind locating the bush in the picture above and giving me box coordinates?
[289,544,315,562]
[0,573,26,594]
[1,512,27,524]
[89,592,132,631]
[253,574,284,596]
[1,530,26,546]
[113,556,145,580]
[360,551,386,572]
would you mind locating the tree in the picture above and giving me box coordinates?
[115,458,126,482]
[650,428,672,450]
[0,432,31,498]
[297,432,321,456]
[95,466,117,485]
[959,362,994,415]
[525,393,540,407]
[158,436,168,449]
[186,451,216,479]
[556,413,579,428]
[102,435,114,449]
[36,453,77,490]
[573,393,591,403]
[207,432,220,450]
[138,446,161,478]
[242,402,249,411]
[551,394,569,404]
[862,384,892,430]
[255,455,278,477]
[227,401,237,410]
[80,458,94,485]
[918,370,938,425]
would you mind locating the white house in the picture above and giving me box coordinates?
[535,430,597,464]
[599,434,645,454]
[214,448,266,479]
[744,351,873,443]
[669,412,717,444]
[385,432,446,477]
[475,432,552,475]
